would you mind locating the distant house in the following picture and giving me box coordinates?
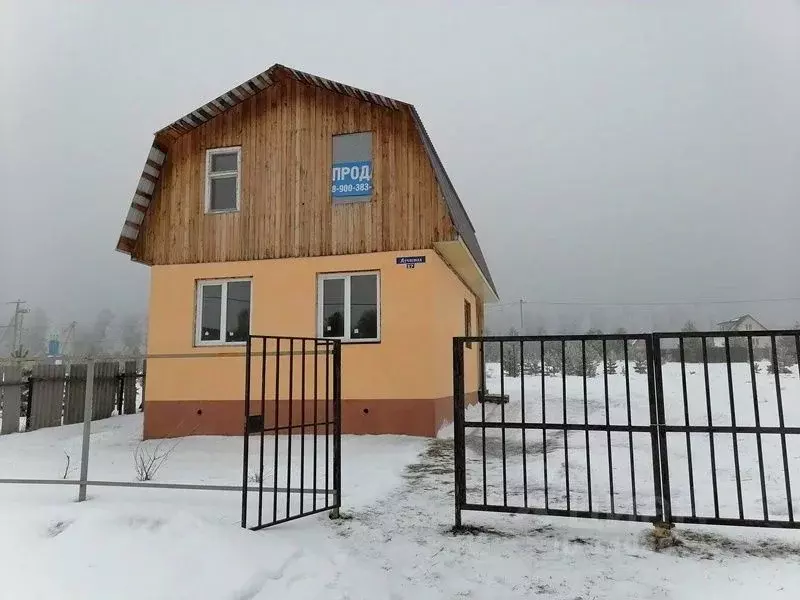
[714,314,769,349]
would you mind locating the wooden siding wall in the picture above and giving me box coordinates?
[134,77,457,265]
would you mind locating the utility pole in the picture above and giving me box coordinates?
[5,300,29,358]
[519,299,525,334]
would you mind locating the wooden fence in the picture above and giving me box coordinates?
[0,360,144,434]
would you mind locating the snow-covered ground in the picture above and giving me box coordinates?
[1,405,799,598]
[454,361,800,522]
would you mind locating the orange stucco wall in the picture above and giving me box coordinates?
[144,249,479,437]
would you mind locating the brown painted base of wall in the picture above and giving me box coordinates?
[142,393,479,439]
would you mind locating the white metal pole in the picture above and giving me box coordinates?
[78,360,94,502]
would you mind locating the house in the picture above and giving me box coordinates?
[714,314,769,349]
[116,64,497,438]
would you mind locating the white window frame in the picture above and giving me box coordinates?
[195,278,252,346]
[204,146,241,213]
[317,271,381,343]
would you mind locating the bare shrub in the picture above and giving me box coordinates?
[62,451,76,479]
[133,438,182,482]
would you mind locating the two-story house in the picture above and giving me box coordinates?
[116,64,497,439]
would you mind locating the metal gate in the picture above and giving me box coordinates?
[242,335,341,530]
[453,330,800,530]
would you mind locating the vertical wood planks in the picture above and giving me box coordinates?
[92,362,119,420]
[64,364,87,425]
[0,366,22,434]
[133,77,457,265]
[29,364,66,430]
[123,361,138,415]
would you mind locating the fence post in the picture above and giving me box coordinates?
[24,377,34,431]
[330,340,342,520]
[453,337,466,529]
[78,360,95,502]
[241,337,252,528]
[649,335,673,533]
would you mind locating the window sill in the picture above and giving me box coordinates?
[205,209,240,215]
[194,341,248,348]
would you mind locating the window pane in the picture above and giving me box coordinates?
[322,278,345,338]
[350,274,378,339]
[210,176,237,211]
[211,152,238,172]
[332,132,372,162]
[226,281,251,342]
[332,132,372,203]
[200,284,222,342]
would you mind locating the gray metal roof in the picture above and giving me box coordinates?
[116,64,497,296]
[717,314,766,331]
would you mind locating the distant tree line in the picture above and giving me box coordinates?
[484,320,798,378]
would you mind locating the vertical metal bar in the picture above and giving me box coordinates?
[258,338,267,526]
[286,338,294,519]
[300,339,306,514]
[583,339,592,513]
[748,336,769,521]
[519,340,528,508]
[701,337,720,519]
[325,340,330,509]
[241,338,252,527]
[24,377,33,431]
[678,338,696,518]
[480,341,487,506]
[772,335,794,522]
[647,336,666,522]
[332,340,342,517]
[562,339,570,512]
[603,340,614,513]
[725,337,744,520]
[116,373,124,415]
[313,340,319,512]
[499,341,507,507]
[541,339,549,510]
[272,338,281,523]
[453,338,466,528]
[623,339,637,516]
[77,360,94,502]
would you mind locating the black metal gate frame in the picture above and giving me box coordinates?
[453,330,800,531]
[242,335,342,530]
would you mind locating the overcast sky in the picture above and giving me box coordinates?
[2,0,799,332]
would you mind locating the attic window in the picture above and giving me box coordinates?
[205,147,241,213]
[331,132,372,203]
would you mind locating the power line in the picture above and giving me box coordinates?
[487,296,800,308]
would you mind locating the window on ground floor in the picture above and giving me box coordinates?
[196,278,251,345]
[318,272,380,342]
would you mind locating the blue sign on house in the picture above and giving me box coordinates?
[396,256,426,266]
[331,161,372,198]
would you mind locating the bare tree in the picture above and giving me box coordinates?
[74,309,115,357]
[120,314,145,356]
[22,307,49,357]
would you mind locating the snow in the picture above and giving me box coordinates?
[1,375,800,599]
[444,361,800,522]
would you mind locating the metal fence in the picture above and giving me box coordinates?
[453,330,800,531]
[242,335,341,530]
[1,347,342,531]
[0,360,144,434]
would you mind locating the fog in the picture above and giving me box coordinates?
[2,0,799,340]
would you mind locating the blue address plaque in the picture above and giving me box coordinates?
[331,160,372,198]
